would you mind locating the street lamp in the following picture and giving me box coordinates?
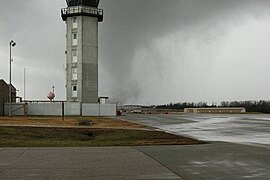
[9,40,16,117]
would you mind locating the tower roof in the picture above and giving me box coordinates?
[66,0,100,7]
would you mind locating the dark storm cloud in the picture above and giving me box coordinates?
[98,0,270,104]
[1,0,270,104]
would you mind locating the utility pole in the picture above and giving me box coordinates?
[9,40,16,117]
[24,68,26,101]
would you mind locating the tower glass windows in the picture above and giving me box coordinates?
[72,49,78,63]
[72,85,77,98]
[72,33,78,45]
[72,68,78,80]
[73,17,78,28]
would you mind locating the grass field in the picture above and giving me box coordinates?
[0,126,204,147]
[0,116,205,147]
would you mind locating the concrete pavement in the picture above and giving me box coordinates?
[136,142,270,179]
[1,143,269,179]
[0,147,181,180]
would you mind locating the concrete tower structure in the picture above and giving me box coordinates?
[61,0,103,103]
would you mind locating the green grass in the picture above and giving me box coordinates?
[0,126,204,147]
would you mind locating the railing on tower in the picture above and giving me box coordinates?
[61,6,103,22]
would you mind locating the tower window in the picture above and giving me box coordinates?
[72,49,78,63]
[72,33,78,45]
[73,17,78,28]
[73,17,77,23]
[72,68,78,80]
[72,85,77,97]
[73,85,77,91]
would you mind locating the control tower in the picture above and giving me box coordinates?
[61,0,103,103]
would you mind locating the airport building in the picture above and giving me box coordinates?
[184,107,246,114]
[0,79,17,116]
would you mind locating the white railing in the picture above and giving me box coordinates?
[61,6,103,17]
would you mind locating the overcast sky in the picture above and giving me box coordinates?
[1,0,270,105]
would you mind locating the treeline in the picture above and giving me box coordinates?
[220,100,270,113]
[156,100,270,113]
[156,102,215,109]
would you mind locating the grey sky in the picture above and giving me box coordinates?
[1,0,270,105]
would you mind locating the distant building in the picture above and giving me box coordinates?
[184,107,246,114]
[0,79,16,116]
[119,105,143,111]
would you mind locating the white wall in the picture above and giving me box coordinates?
[27,103,62,116]
[4,103,25,116]
[100,104,117,116]
[64,102,80,116]
[82,103,116,116]
[4,102,116,116]
[82,103,99,116]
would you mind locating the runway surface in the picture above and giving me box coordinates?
[118,113,270,145]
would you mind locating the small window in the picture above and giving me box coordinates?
[72,85,78,98]
[72,68,78,80]
[73,85,77,91]
[73,17,77,23]
[72,49,78,63]
[72,49,77,56]
[73,17,78,28]
[72,33,78,45]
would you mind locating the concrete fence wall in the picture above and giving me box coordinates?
[65,103,81,116]
[28,103,62,116]
[4,102,116,116]
[4,103,25,116]
[82,103,99,116]
[99,104,117,116]
[82,103,117,116]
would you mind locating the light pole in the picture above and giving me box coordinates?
[9,40,16,117]
[52,86,55,101]
[24,68,26,101]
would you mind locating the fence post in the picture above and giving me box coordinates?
[24,102,28,116]
[62,102,64,121]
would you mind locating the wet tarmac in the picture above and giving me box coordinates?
[118,113,270,145]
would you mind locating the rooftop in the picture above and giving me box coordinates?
[66,0,100,8]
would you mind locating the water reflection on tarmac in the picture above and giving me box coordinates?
[119,113,270,145]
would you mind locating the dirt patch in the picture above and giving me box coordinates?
[0,116,146,129]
